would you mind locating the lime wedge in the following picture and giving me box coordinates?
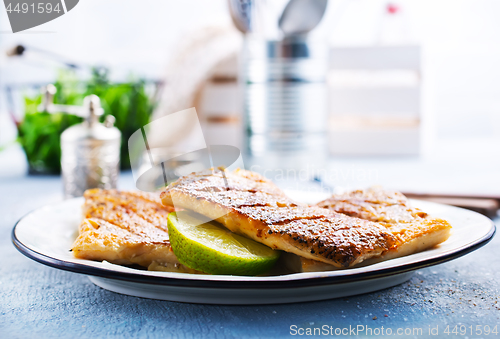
[167,211,280,275]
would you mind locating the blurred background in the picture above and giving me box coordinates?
[1,0,500,210]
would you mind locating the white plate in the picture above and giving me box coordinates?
[12,194,495,304]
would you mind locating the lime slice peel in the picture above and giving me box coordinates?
[167,211,280,276]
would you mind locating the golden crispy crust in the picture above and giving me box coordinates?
[161,169,399,268]
[72,218,178,267]
[82,189,173,242]
[315,187,428,223]
[296,187,453,271]
[72,189,180,268]
[315,187,452,244]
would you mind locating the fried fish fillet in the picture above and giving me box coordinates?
[72,189,196,272]
[294,187,452,272]
[160,169,401,268]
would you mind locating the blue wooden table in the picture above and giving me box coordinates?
[1,171,499,339]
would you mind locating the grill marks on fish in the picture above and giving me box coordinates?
[315,187,452,244]
[72,189,182,269]
[168,170,290,200]
[82,189,172,243]
[265,216,397,267]
[161,169,399,268]
[294,187,453,272]
[70,172,451,274]
[315,187,429,224]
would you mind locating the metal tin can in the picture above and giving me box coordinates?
[242,37,329,170]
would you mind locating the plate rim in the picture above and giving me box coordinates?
[11,198,496,290]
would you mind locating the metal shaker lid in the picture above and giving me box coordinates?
[61,95,120,143]
[61,122,121,143]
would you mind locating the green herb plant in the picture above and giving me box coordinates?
[17,68,155,174]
